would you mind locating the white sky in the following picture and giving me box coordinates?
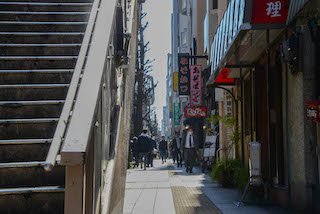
[143,0,172,128]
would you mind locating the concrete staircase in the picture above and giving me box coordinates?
[0,0,93,213]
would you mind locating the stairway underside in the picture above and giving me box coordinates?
[0,0,93,213]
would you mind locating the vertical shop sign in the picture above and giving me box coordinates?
[190,65,202,106]
[173,72,178,92]
[178,53,190,95]
[173,103,180,125]
[251,0,288,24]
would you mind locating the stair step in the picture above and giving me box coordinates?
[0,186,64,195]
[0,56,77,60]
[0,69,73,73]
[0,2,92,5]
[0,43,81,47]
[0,32,84,44]
[0,118,59,124]
[0,139,52,145]
[0,2,92,12]
[0,163,64,188]
[0,11,90,14]
[0,21,88,32]
[0,71,72,84]
[0,84,69,88]
[0,102,63,119]
[0,11,90,22]
[0,100,65,105]
[0,87,69,100]
[0,161,45,168]
[0,0,93,2]
[0,189,64,214]
[0,143,51,161]
[0,21,88,24]
[0,58,77,70]
[0,44,81,56]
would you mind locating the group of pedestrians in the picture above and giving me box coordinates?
[171,128,198,173]
[131,130,157,170]
[130,127,199,173]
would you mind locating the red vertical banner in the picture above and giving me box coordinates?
[251,0,288,24]
[190,65,202,106]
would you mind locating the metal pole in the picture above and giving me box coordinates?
[285,28,291,208]
[266,29,271,183]
[240,67,245,165]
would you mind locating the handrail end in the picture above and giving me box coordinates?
[44,163,54,171]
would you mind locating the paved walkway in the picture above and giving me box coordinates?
[124,159,295,214]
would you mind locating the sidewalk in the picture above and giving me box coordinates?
[124,159,296,214]
[124,159,175,214]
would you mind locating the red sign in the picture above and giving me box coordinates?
[178,53,190,95]
[305,100,320,123]
[185,107,207,117]
[251,0,288,24]
[214,68,234,84]
[190,65,202,106]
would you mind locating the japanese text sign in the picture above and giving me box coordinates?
[190,65,202,106]
[178,53,190,95]
[251,0,288,24]
[173,103,180,126]
[185,107,207,117]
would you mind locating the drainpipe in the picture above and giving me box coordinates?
[240,68,245,165]
[285,29,291,208]
[266,29,271,184]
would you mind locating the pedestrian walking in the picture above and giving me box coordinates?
[137,130,152,170]
[182,128,198,173]
[172,131,183,167]
[132,137,139,167]
[159,136,168,164]
[147,136,157,167]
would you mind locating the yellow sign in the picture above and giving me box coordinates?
[173,72,178,92]
[169,97,173,113]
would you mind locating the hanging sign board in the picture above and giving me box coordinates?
[178,53,190,95]
[214,68,234,85]
[173,72,179,92]
[173,103,180,126]
[251,0,288,24]
[185,107,207,117]
[190,65,202,106]
[305,100,320,123]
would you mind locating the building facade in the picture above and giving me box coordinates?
[166,0,320,212]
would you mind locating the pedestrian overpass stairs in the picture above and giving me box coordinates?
[0,0,137,213]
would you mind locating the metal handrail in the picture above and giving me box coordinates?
[44,0,101,171]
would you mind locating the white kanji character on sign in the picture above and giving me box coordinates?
[266,1,281,18]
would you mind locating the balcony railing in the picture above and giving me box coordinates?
[210,0,245,73]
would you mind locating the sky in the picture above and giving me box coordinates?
[143,0,173,128]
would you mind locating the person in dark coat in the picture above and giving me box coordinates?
[182,128,198,173]
[147,136,157,167]
[158,136,168,164]
[137,130,152,170]
[172,131,183,167]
